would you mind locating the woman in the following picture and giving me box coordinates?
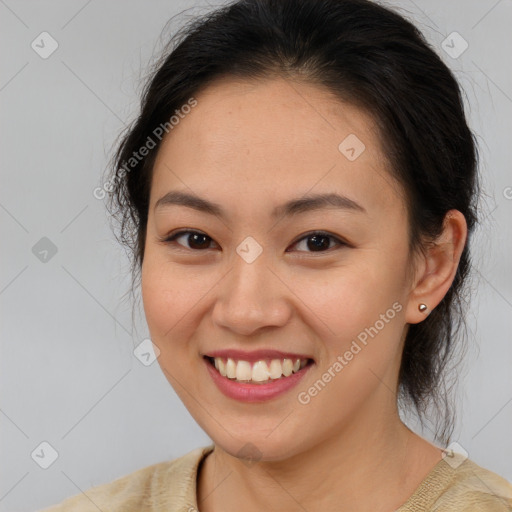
[43,0,512,510]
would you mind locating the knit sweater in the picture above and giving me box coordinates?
[40,444,512,511]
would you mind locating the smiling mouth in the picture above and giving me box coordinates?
[204,355,314,384]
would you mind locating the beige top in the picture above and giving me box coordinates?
[40,444,512,511]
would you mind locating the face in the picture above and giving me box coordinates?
[141,76,415,461]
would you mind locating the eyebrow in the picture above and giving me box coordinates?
[154,190,366,219]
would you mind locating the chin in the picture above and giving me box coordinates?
[207,428,309,463]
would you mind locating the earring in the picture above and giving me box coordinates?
[418,303,428,313]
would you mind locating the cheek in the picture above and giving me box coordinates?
[294,254,407,400]
[295,256,403,341]
[141,257,206,348]
[293,265,405,420]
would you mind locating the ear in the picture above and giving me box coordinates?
[405,209,468,324]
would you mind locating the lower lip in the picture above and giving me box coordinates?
[204,357,313,403]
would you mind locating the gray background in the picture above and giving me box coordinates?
[1,0,511,510]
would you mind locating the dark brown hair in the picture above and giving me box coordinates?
[105,0,479,445]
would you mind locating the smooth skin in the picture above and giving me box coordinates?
[141,76,467,512]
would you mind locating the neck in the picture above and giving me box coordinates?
[197,407,443,512]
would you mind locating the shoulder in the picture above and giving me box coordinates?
[400,453,512,512]
[38,445,214,512]
[433,456,512,511]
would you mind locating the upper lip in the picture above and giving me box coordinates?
[203,349,314,363]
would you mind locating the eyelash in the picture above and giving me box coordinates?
[161,229,347,253]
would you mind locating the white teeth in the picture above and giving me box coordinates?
[269,359,283,379]
[235,360,252,381]
[211,356,310,383]
[252,361,269,382]
[282,359,293,377]
[226,358,236,379]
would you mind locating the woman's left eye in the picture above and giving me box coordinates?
[161,230,345,253]
[289,231,345,253]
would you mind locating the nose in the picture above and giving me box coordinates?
[211,252,292,337]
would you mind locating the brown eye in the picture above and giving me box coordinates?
[164,230,216,250]
[289,231,345,253]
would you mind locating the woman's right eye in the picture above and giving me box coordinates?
[163,230,217,251]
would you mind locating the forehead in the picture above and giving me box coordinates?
[151,77,403,217]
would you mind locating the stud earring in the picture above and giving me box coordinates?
[418,303,428,313]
